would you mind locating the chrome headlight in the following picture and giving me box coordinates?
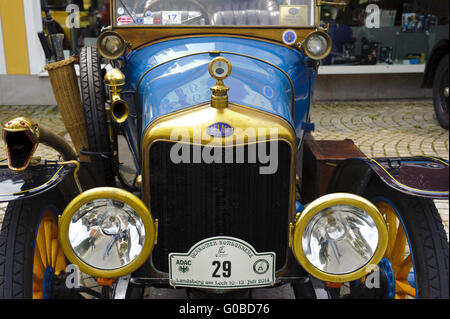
[292,193,388,283]
[96,31,127,60]
[59,188,157,278]
[303,31,332,60]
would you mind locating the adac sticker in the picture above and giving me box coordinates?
[282,29,297,45]
[207,122,233,137]
[117,15,132,24]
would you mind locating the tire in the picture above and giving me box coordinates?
[363,178,449,299]
[0,190,66,299]
[79,46,116,186]
[432,54,449,130]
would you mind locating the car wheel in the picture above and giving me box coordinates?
[0,190,68,298]
[363,178,449,299]
[79,46,116,186]
[433,54,449,130]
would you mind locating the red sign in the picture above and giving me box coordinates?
[117,15,132,24]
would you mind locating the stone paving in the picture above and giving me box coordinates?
[0,101,448,237]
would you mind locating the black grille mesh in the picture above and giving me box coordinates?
[148,141,291,272]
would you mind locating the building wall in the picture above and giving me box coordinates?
[0,0,44,75]
[0,14,7,75]
[23,0,45,75]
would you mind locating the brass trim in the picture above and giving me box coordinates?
[317,0,350,8]
[210,90,228,109]
[58,187,157,279]
[141,102,297,278]
[59,160,83,194]
[111,97,130,123]
[105,68,130,123]
[104,68,126,87]
[208,57,232,80]
[292,193,388,283]
[135,174,142,188]
[208,57,232,108]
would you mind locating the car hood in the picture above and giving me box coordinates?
[123,36,312,133]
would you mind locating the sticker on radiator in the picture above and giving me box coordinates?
[169,236,275,289]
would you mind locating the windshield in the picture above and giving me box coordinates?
[113,0,315,27]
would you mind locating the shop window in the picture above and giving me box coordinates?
[321,0,449,66]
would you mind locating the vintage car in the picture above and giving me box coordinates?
[0,0,448,299]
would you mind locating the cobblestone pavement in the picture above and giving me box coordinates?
[0,101,449,238]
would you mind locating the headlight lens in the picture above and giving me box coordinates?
[96,31,126,60]
[69,199,146,270]
[303,204,379,275]
[102,36,122,55]
[303,31,332,60]
[292,193,388,283]
[59,188,156,278]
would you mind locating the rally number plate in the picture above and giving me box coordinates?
[169,236,275,289]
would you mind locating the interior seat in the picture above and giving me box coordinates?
[200,0,279,13]
[211,10,280,25]
[142,0,279,15]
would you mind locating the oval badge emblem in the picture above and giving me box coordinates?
[207,122,233,137]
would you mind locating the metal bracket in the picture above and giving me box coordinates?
[302,121,316,133]
[80,147,114,160]
[309,276,330,299]
[112,274,131,299]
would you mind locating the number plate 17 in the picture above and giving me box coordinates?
[162,11,182,24]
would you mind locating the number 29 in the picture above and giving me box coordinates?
[212,261,231,278]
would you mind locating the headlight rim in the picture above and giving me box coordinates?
[293,193,388,283]
[96,31,127,60]
[303,30,332,61]
[59,187,156,278]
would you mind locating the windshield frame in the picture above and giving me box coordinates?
[111,0,319,29]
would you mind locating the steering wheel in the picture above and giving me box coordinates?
[144,0,211,25]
